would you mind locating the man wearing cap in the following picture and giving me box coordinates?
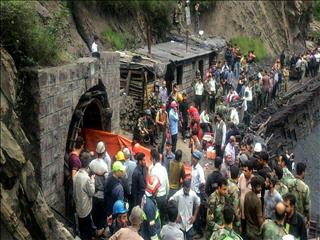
[190,150,205,238]
[132,153,147,207]
[73,152,97,240]
[109,206,144,240]
[89,141,109,232]
[104,161,126,222]
[169,101,179,153]
[141,175,162,240]
[111,200,129,234]
[156,103,168,153]
[170,178,200,240]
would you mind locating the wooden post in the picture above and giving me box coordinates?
[186,29,189,52]
[147,24,151,55]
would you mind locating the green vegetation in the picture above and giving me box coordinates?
[95,0,176,40]
[230,36,268,61]
[0,1,70,67]
[315,0,320,21]
[101,26,140,50]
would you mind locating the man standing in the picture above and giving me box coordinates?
[188,103,201,139]
[283,193,308,240]
[73,152,96,240]
[140,176,162,240]
[210,206,243,240]
[272,165,289,197]
[89,141,109,232]
[111,200,129,234]
[264,174,283,220]
[168,150,185,198]
[104,162,126,220]
[156,104,168,153]
[194,72,204,111]
[160,200,184,240]
[205,157,223,197]
[123,148,137,212]
[169,101,179,153]
[190,150,205,238]
[287,162,311,226]
[162,142,175,171]
[261,202,287,240]
[179,92,189,142]
[150,150,169,225]
[206,76,216,113]
[207,177,229,239]
[214,112,227,158]
[131,153,147,207]
[194,2,200,34]
[170,179,200,240]
[244,176,264,240]
[277,154,294,186]
[159,80,168,104]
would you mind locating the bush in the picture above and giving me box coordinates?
[0,1,67,67]
[315,0,320,21]
[230,36,268,61]
[101,27,127,50]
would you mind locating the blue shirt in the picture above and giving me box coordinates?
[162,151,175,171]
[169,109,179,135]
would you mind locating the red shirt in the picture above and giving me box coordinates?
[68,152,81,174]
[188,106,200,121]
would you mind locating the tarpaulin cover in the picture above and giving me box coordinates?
[83,128,191,177]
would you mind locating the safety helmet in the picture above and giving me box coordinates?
[254,142,262,152]
[171,101,177,108]
[115,151,125,161]
[177,93,183,103]
[144,109,152,116]
[146,175,161,195]
[96,141,105,154]
[112,161,126,173]
[112,200,128,215]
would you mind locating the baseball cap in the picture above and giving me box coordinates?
[112,161,126,172]
[192,150,202,160]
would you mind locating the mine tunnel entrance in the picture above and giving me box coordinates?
[64,81,113,218]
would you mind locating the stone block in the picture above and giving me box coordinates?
[59,69,69,83]
[54,95,64,111]
[59,108,72,127]
[48,72,57,86]
[38,71,48,88]
[40,147,54,169]
[47,112,59,131]
[39,116,48,135]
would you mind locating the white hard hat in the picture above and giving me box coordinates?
[254,142,262,152]
[96,141,105,154]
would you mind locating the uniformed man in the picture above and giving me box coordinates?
[207,177,229,240]
[228,166,241,233]
[210,206,243,240]
[272,165,289,197]
[148,82,162,118]
[137,109,156,146]
[261,202,288,240]
[286,162,311,226]
[277,154,294,186]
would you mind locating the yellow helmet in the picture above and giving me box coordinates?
[177,93,183,103]
[115,151,125,161]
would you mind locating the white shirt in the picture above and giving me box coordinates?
[200,111,210,124]
[91,42,98,53]
[295,59,302,68]
[230,108,239,126]
[315,52,320,62]
[150,162,169,197]
[208,78,216,93]
[89,158,109,176]
[170,188,200,231]
[194,81,204,95]
[104,152,112,172]
[191,163,205,194]
[224,142,236,165]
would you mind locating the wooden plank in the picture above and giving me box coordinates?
[125,70,132,94]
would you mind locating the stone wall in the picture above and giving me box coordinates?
[19,52,120,212]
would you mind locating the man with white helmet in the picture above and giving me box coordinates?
[89,141,109,232]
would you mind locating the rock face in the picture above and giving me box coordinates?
[0,48,74,239]
[201,1,314,55]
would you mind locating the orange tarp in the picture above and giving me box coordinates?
[83,128,191,177]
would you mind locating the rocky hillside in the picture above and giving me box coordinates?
[201,0,315,56]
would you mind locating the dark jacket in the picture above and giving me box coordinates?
[131,165,146,206]
[104,173,124,217]
[285,210,307,240]
[141,195,161,240]
[205,169,223,196]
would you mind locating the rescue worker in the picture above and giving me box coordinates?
[111,200,129,234]
[138,109,156,146]
[148,82,162,119]
[132,153,147,207]
[272,165,289,197]
[210,206,243,240]
[277,154,294,186]
[207,177,229,240]
[155,103,168,153]
[261,202,287,240]
[140,175,162,240]
[123,148,137,213]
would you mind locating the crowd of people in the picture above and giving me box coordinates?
[68,44,316,240]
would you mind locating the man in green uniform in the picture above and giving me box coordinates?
[286,162,311,227]
[207,177,228,239]
[272,165,289,197]
[261,202,288,240]
[210,206,243,240]
[228,166,241,234]
[277,154,294,186]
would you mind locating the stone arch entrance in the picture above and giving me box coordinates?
[66,83,113,153]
